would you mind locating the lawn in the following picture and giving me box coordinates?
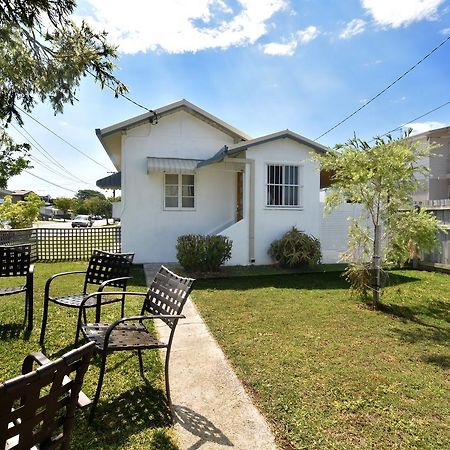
[0,262,178,450]
[192,269,450,449]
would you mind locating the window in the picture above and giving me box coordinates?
[266,164,301,207]
[164,174,195,209]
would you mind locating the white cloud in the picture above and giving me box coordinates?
[441,27,450,35]
[405,121,448,135]
[297,25,320,44]
[361,0,445,28]
[262,25,319,56]
[339,18,366,39]
[79,0,287,54]
[262,39,297,55]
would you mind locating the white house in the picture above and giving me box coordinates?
[409,125,450,204]
[96,99,332,265]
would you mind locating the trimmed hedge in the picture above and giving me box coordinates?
[176,234,232,272]
[268,227,321,268]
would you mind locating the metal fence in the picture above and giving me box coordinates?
[0,226,121,261]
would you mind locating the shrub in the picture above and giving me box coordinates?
[268,227,321,268]
[176,234,232,272]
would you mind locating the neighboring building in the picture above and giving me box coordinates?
[96,99,331,264]
[411,125,450,204]
[8,190,36,203]
[0,189,12,204]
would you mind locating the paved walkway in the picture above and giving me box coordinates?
[144,264,278,450]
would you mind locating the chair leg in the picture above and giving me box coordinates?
[23,293,28,327]
[39,298,49,345]
[27,290,33,332]
[83,307,87,324]
[89,350,108,423]
[138,350,144,377]
[164,348,172,408]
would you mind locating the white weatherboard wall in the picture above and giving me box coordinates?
[320,202,365,263]
[246,139,322,265]
[120,111,237,263]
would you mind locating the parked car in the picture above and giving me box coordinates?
[71,215,93,228]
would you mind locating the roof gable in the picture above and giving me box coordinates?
[97,99,251,142]
[198,130,328,168]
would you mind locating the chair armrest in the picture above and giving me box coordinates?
[79,290,147,310]
[98,276,133,291]
[22,352,51,374]
[21,351,91,408]
[45,270,86,298]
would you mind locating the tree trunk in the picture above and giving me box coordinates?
[372,223,381,309]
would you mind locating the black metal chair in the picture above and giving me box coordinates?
[0,342,95,450]
[0,245,34,332]
[40,249,134,346]
[76,265,195,421]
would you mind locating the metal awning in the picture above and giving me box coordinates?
[147,157,203,174]
[96,172,121,190]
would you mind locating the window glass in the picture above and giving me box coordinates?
[164,173,195,209]
[266,164,300,207]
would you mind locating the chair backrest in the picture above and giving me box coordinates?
[0,245,31,277]
[0,342,95,450]
[142,266,195,329]
[84,249,134,290]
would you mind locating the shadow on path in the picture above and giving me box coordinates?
[173,404,233,450]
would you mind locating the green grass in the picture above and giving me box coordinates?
[0,262,178,450]
[192,270,450,449]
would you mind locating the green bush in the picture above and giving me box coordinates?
[176,234,232,272]
[268,227,321,268]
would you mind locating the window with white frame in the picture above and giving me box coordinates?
[164,174,195,209]
[266,164,302,207]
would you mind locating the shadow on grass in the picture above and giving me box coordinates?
[379,299,450,349]
[72,383,172,449]
[423,354,450,370]
[194,271,421,292]
[0,322,28,341]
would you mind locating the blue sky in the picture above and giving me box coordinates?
[8,0,450,197]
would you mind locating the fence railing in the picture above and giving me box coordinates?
[0,226,121,261]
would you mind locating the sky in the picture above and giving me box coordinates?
[7,0,450,198]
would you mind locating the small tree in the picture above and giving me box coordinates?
[53,197,73,221]
[84,197,112,223]
[0,193,44,228]
[315,132,443,309]
[75,190,106,201]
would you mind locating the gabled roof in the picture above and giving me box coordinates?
[96,99,251,142]
[198,129,329,168]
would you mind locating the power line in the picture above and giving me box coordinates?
[369,99,450,142]
[23,170,77,193]
[10,123,93,185]
[315,35,450,141]
[16,106,112,170]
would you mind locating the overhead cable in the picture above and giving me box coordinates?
[315,35,450,141]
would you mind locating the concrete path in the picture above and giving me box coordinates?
[144,264,278,450]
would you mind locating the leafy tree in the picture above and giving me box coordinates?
[71,198,89,215]
[75,189,106,201]
[0,0,127,185]
[53,196,72,220]
[314,132,443,309]
[0,192,44,228]
[84,196,112,222]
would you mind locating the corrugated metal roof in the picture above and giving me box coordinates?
[147,157,203,174]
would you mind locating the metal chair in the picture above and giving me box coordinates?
[0,342,95,450]
[77,265,195,421]
[40,250,134,346]
[0,245,34,332]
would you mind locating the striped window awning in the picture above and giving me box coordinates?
[147,157,202,174]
